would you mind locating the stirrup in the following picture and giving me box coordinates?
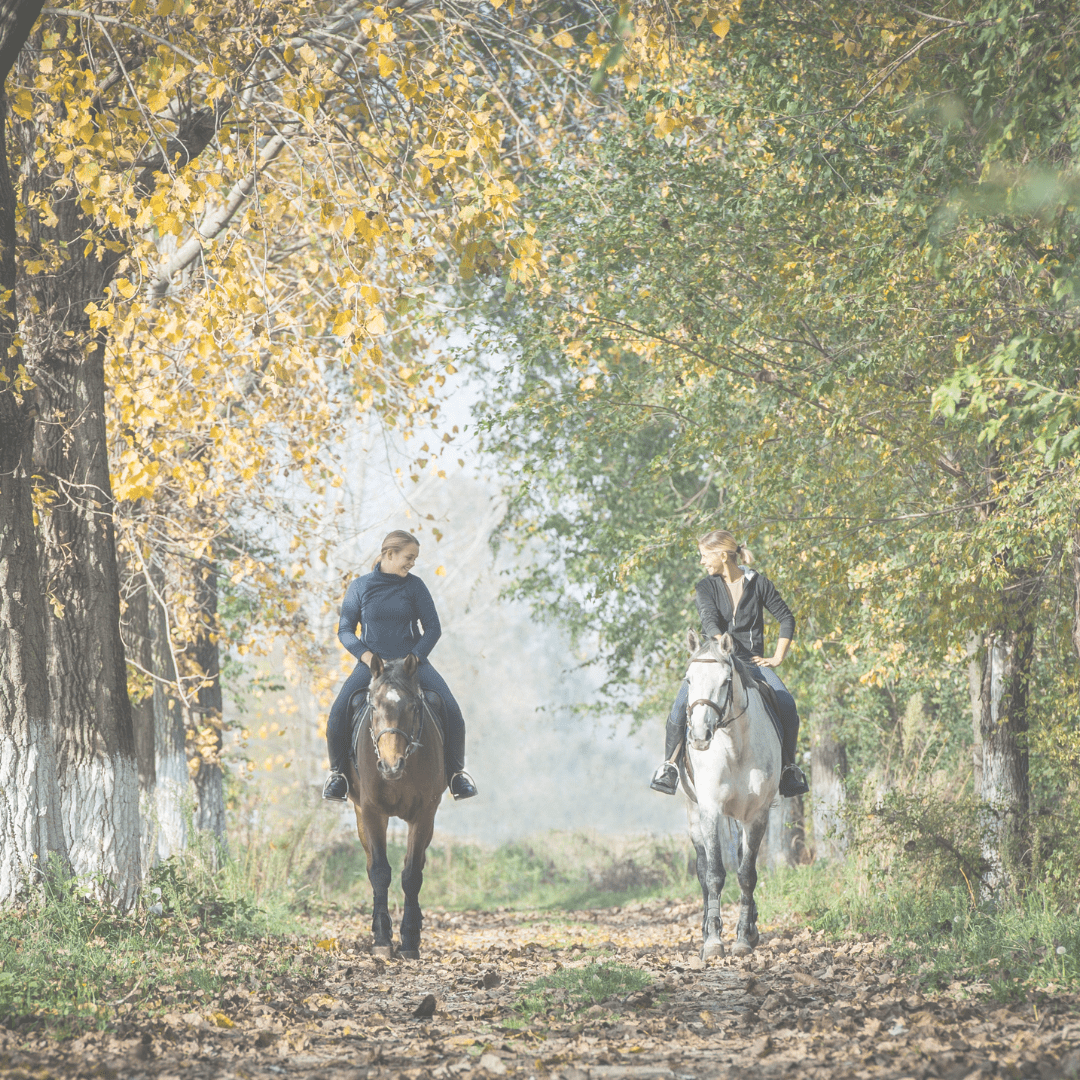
[650,761,679,796]
[449,771,478,801]
[778,764,809,798]
[322,772,349,802]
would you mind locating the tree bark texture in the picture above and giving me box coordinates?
[188,561,225,844]
[1073,524,1080,666]
[149,564,190,863]
[967,634,984,798]
[970,592,1035,889]
[19,150,140,906]
[0,0,63,904]
[810,700,847,862]
[764,794,805,868]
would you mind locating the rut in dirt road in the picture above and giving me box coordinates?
[3,898,1078,1079]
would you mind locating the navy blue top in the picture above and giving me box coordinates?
[337,567,441,664]
[695,568,795,660]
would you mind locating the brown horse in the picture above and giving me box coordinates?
[346,654,445,959]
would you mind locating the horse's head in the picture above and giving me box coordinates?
[367,654,425,780]
[685,630,736,751]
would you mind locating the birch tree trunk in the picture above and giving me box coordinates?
[1072,524,1080,666]
[0,0,66,904]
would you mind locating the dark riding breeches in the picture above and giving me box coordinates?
[326,660,466,779]
[663,663,800,766]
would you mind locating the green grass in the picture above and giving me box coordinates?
[0,821,311,1036]
[515,961,653,1021]
[308,830,701,912]
[756,860,1080,1000]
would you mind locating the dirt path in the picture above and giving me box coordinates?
[3,898,1078,1079]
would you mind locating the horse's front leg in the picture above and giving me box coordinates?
[355,804,393,957]
[398,810,436,960]
[690,805,727,961]
[732,814,768,956]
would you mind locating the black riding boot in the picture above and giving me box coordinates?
[443,712,477,801]
[322,693,357,802]
[778,711,809,798]
[650,685,688,795]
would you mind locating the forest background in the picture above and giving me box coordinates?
[0,0,1078,1007]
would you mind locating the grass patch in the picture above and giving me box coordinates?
[757,860,1080,1000]
[516,961,652,1020]
[309,830,700,911]
[0,817,314,1036]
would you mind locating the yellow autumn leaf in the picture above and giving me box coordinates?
[435,565,446,576]
[315,938,338,951]
[377,52,395,78]
[553,30,574,48]
[211,1012,234,1028]
[712,17,731,39]
[365,309,387,336]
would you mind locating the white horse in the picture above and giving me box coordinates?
[678,630,781,959]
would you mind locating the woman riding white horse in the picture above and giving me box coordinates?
[651,528,809,799]
[323,529,478,803]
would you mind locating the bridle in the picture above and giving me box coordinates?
[686,655,746,746]
[369,689,427,765]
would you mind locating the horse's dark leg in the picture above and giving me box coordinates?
[398,811,435,959]
[356,805,393,956]
[732,815,768,957]
[690,806,727,960]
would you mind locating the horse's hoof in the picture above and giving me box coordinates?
[731,940,754,957]
[372,945,393,958]
[701,941,725,961]
[398,949,420,960]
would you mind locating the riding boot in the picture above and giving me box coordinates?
[322,691,358,802]
[443,712,478,800]
[650,681,688,795]
[778,710,809,798]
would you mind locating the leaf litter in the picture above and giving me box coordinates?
[1,897,1078,1079]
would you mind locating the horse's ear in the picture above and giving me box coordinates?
[403,654,419,676]
[369,654,384,678]
[718,632,734,655]
[687,629,699,653]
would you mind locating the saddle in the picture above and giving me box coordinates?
[348,688,446,761]
[732,656,785,750]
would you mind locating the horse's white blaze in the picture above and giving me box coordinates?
[384,689,401,703]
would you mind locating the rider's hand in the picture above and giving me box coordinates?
[752,654,781,668]
[361,650,374,667]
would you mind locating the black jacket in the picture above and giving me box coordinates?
[695,569,796,660]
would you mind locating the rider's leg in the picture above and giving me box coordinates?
[415,663,477,800]
[751,666,809,797]
[651,679,689,794]
[323,663,371,801]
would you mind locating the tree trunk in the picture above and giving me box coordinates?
[810,697,847,862]
[188,560,226,845]
[765,794,805,868]
[970,589,1035,890]
[150,562,190,863]
[20,169,140,907]
[120,565,156,793]
[0,0,64,904]
[1072,524,1080,666]
[967,634,984,797]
